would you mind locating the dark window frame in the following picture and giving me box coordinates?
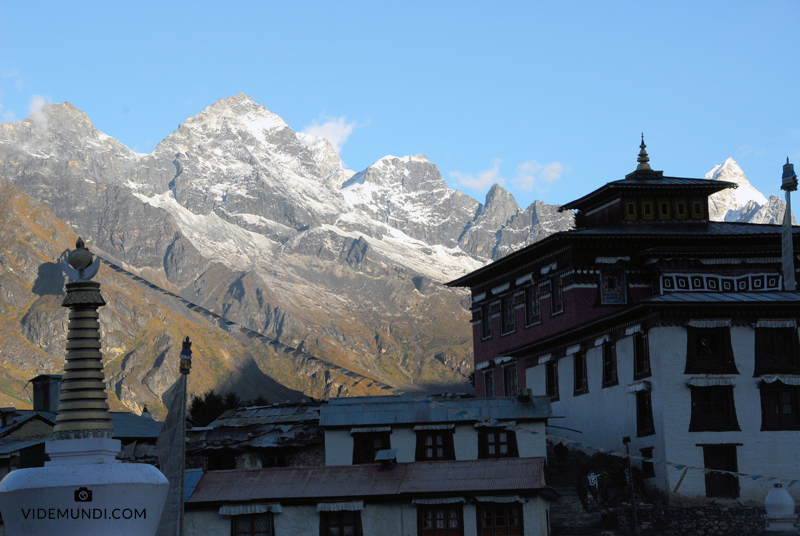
[636,390,655,437]
[545,360,559,401]
[483,368,495,397]
[573,352,588,396]
[481,304,493,340]
[550,277,564,316]
[501,295,516,335]
[525,285,541,326]
[689,386,740,432]
[503,363,519,396]
[602,342,618,387]
[685,327,738,374]
[755,327,800,376]
[320,510,363,536]
[633,332,651,380]
[415,429,456,461]
[477,502,524,536]
[233,513,274,536]
[701,445,739,499]
[760,382,800,431]
[351,431,391,464]
[417,504,463,536]
[478,427,519,459]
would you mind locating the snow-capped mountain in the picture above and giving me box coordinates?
[0,95,576,409]
[707,157,794,224]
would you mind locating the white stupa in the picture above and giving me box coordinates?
[0,238,169,535]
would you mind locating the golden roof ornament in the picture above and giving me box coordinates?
[636,134,652,172]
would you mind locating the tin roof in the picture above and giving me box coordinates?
[0,438,50,456]
[109,412,163,439]
[187,457,547,504]
[319,396,551,427]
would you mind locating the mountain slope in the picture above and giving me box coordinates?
[0,95,570,404]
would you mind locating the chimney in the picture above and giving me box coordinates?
[31,375,62,413]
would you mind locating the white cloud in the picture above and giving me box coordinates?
[449,159,505,190]
[300,116,356,154]
[29,95,50,131]
[511,160,567,192]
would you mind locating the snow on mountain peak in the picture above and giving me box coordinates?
[707,157,768,221]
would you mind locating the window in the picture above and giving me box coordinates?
[602,343,618,387]
[657,198,671,220]
[640,447,655,478]
[525,286,541,325]
[624,199,637,220]
[691,198,705,219]
[755,328,800,375]
[233,513,273,536]
[760,383,800,430]
[633,333,651,379]
[503,363,519,396]
[685,328,738,374]
[675,200,688,220]
[689,386,740,432]
[418,505,463,536]
[478,427,519,459]
[415,430,455,461]
[702,445,739,498]
[352,431,391,464]
[574,352,588,395]
[501,296,515,335]
[641,199,654,220]
[483,369,495,397]
[478,503,523,536]
[321,510,362,536]
[481,304,493,339]
[546,361,559,401]
[636,391,655,437]
[550,278,564,315]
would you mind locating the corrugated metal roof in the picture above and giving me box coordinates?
[185,469,205,502]
[109,412,163,439]
[646,291,800,304]
[319,396,550,427]
[187,457,546,504]
[0,438,51,455]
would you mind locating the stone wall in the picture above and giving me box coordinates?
[611,502,798,535]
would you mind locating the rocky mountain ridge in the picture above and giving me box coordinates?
[0,95,787,413]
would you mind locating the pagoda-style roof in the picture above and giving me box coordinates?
[446,221,799,288]
[559,170,736,213]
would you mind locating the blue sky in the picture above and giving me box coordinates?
[1,1,799,208]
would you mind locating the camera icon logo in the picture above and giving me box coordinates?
[74,487,92,502]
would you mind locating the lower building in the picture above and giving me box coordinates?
[185,457,555,536]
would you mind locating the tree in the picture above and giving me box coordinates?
[189,390,227,427]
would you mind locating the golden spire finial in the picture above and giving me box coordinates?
[636,134,652,172]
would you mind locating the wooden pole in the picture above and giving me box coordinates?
[178,337,193,536]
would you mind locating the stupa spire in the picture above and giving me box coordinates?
[636,134,652,172]
[54,237,113,439]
